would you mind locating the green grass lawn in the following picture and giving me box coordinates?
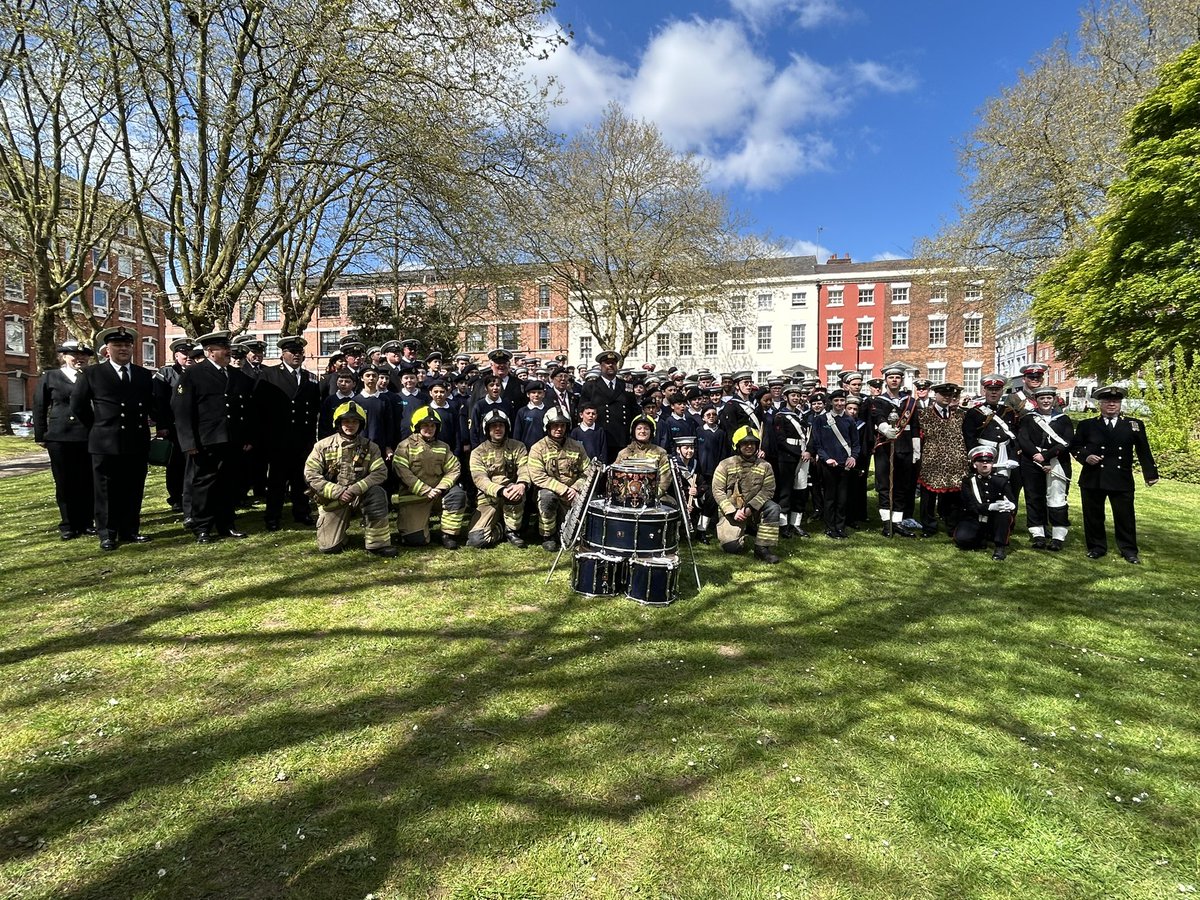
[1,469,1198,899]
[0,436,40,460]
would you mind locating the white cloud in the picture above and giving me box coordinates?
[851,61,916,93]
[527,13,914,191]
[871,251,907,261]
[627,19,770,147]
[778,238,832,259]
[729,0,843,30]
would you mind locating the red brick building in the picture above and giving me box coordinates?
[3,238,170,412]
[185,269,572,373]
[815,256,993,394]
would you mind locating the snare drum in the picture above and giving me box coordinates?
[607,462,660,508]
[583,501,680,557]
[626,556,681,606]
[571,551,629,597]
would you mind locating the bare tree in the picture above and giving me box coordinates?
[0,0,148,367]
[517,103,764,361]
[98,0,563,337]
[916,0,1200,310]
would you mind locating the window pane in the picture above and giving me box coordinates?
[678,333,693,356]
[704,331,718,356]
[757,325,771,351]
[890,286,909,304]
[828,287,843,306]
[856,321,873,349]
[891,320,908,348]
[320,332,341,354]
[826,322,842,350]
[579,335,592,358]
[264,301,281,322]
[656,333,670,357]
[141,339,157,368]
[93,285,109,315]
[319,295,341,317]
[858,287,874,305]
[538,323,550,350]
[790,291,806,308]
[790,324,805,350]
[731,326,745,351]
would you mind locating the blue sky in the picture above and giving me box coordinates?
[530,0,1085,262]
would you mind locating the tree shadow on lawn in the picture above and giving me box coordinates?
[1,554,1195,898]
[1,477,1197,896]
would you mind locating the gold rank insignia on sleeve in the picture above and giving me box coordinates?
[177,385,183,393]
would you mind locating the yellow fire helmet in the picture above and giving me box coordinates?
[411,405,442,432]
[333,400,368,426]
[732,425,760,448]
[630,414,657,437]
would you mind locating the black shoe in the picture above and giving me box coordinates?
[83,526,97,536]
[122,534,153,544]
[1123,554,1141,564]
[795,527,810,538]
[779,525,795,539]
[168,501,183,513]
[1048,539,1063,552]
[992,547,1007,561]
[542,538,560,552]
[1086,550,1106,559]
[1031,536,1047,550]
[195,531,219,544]
[100,539,118,551]
[368,546,399,558]
[698,533,711,544]
[753,544,781,564]
[220,528,249,539]
[825,529,839,540]
[265,521,281,532]
[60,530,78,541]
[294,514,317,527]
[442,535,460,550]
[183,518,196,532]
[505,530,527,548]
[319,544,343,554]
[836,529,849,539]
[881,525,893,538]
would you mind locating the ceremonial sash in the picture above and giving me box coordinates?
[1031,414,1069,447]
[824,412,852,457]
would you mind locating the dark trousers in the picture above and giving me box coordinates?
[822,464,850,532]
[92,452,148,541]
[186,444,239,533]
[875,448,917,517]
[776,457,801,515]
[236,444,269,504]
[1080,488,1138,557]
[47,441,94,533]
[265,443,314,525]
[846,464,869,524]
[919,487,963,534]
[166,434,186,509]
[954,512,1013,550]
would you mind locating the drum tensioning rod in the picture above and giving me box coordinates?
[668,458,703,591]
[546,462,607,585]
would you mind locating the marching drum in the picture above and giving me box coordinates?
[571,551,629,597]
[583,501,680,557]
[606,462,660,508]
[625,556,681,607]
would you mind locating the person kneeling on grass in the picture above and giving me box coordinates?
[304,401,397,557]
[467,409,531,548]
[954,445,1016,561]
[710,425,781,564]
[392,405,468,549]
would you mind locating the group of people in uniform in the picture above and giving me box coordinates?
[32,329,1160,566]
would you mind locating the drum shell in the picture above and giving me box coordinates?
[607,462,660,508]
[626,556,680,606]
[571,551,629,597]
[583,501,679,557]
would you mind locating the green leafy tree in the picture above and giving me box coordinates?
[1032,42,1200,376]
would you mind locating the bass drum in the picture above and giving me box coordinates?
[626,556,681,606]
[583,501,680,557]
[571,551,629,597]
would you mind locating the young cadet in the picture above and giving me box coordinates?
[467,409,531,548]
[669,435,710,542]
[570,401,609,462]
[870,363,922,537]
[513,380,548,448]
[842,395,872,527]
[711,425,781,563]
[527,409,591,551]
[1017,385,1074,550]
[955,445,1016,560]
[469,374,515,447]
[303,400,396,557]
[811,388,860,539]
[657,392,697,453]
[392,405,468,549]
[319,371,360,438]
[393,369,429,440]
[772,384,811,539]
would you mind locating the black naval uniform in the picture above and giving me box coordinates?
[173,360,256,537]
[153,361,189,511]
[579,375,638,463]
[955,469,1015,551]
[70,360,158,544]
[236,360,270,505]
[1070,413,1159,560]
[962,401,1022,499]
[257,362,321,528]
[34,367,94,536]
[869,393,921,530]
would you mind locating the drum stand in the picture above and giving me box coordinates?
[545,462,606,585]
[668,462,703,591]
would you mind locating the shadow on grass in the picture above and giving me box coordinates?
[0,472,1197,897]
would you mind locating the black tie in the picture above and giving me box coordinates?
[119,366,129,384]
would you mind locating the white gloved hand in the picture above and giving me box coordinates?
[912,449,922,463]
[987,501,1003,512]
[999,500,1016,513]
[877,423,898,440]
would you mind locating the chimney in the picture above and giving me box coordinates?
[825,253,852,265]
